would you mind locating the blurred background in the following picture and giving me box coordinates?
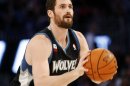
[0,0,130,86]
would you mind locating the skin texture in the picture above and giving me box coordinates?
[25,0,90,86]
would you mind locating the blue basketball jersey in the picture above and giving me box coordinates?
[11,28,81,86]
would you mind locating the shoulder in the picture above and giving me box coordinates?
[29,34,51,47]
[72,30,86,42]
[25,34,52,64]
[28,34,52,48]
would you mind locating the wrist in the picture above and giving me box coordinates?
[73,68,83,77]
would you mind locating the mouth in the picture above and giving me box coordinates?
[64,14,72,18]
[65,16,71,18]
[65,17,71,19]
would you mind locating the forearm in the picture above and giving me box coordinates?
[50,69,80,86]
[34,69,81,86]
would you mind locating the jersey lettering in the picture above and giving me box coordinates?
[53,59,77,73]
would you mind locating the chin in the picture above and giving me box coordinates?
[59,25,72,29]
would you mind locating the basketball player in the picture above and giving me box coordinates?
[11,0,90,86]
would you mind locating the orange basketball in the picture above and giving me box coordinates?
[84,48,118,84]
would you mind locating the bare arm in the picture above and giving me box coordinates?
[26,35,88,86]
[75,31,90,58]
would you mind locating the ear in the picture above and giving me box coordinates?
[47,10,54,18]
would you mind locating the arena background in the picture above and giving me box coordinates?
[0,0,130,86]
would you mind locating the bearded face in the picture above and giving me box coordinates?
[54,12,73,29]
[48,0,74,29]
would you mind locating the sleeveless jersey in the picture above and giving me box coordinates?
[10,28,81,86]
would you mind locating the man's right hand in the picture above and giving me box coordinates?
[75,54,90,77]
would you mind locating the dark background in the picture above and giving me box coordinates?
[0,0,130,86]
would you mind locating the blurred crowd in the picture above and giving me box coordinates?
[0,0,48,40]
[0,0,130,86]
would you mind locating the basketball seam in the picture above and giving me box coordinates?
[97,49,105,81]
[98,58,115,69]
[99,66,117,75]
[99,72,116,75]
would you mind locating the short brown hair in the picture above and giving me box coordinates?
[46,0,72,11]
[46,0,56,11]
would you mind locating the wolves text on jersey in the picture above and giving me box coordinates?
[52,59,78,73]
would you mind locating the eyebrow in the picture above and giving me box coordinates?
[59,3,73,7]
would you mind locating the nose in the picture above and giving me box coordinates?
[66,12,71,15]
[65,7,73,15]
[66,6,72,12]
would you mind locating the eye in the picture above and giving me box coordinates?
[60,5,66,9]
[69,5,73,9]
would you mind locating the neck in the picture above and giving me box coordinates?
[48,23,68,48]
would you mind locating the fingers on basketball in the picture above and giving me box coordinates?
[83,48,118,84]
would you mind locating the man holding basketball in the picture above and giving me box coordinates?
[11,0,90,86]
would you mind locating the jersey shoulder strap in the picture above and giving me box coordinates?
[69,29,80,52]
[36,28,56,44]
